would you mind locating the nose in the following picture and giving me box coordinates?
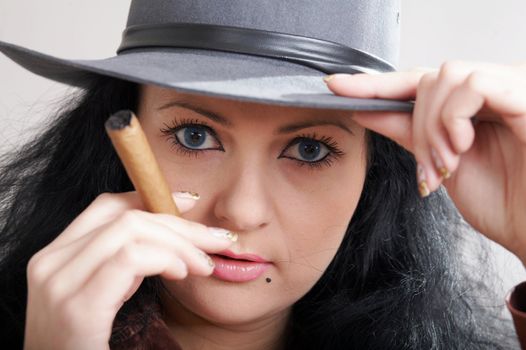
[213,160,272,233]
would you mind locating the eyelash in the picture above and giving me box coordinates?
[282,132,345,170]
[160,118,222,158]
[160,118,345,170]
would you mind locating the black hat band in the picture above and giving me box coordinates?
[118,23,396,75]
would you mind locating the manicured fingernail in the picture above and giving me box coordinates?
[208,227,238,242]
[199,251,215,268]
[323,75,335,83]
[430,149,450,179]
[417,163,430,198]
[173,191,200,200]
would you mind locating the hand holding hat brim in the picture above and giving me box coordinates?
[326,62,526,266]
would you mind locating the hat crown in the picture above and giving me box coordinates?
[126,0,401,67]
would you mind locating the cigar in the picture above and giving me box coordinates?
[105,110,180,216]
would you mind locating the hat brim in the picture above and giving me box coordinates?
[0,40,413,112]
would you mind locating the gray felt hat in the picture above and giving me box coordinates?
[0,0,412,112]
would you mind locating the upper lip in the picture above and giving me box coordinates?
[215,249,270,263]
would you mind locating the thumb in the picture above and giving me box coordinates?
[352,111,414,153]
[172,191,200,213]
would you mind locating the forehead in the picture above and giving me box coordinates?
[139,84,355,123]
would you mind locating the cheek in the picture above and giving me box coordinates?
[143,126,223,191]
[282,184,363,270]
[279,154,367,292]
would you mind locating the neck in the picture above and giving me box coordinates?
[161,292,290,350]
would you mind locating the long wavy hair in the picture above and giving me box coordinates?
[0,76,516,349]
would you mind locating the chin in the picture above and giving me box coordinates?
[162,275,293,325]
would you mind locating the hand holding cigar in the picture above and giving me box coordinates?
[105,110,181,216]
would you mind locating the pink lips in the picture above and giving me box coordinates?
[211,250,271,282]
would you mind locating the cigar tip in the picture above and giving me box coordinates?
[105,110,134,130]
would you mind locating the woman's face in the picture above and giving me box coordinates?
[137,84,367,327]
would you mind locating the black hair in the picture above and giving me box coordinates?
[0,76,517,349]
[285,131,516,349]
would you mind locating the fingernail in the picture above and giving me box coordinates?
[417,163,430,198]
[173,191,200,200]
[199,251,215,268]
[208,227,238,242]
[323,75,335,84]
[430,149,450,180]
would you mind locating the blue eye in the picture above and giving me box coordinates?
[174,125,220,150]
[281,138,330,162]
[161,121,344,170]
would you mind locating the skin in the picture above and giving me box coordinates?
[326,61,526,262]
[139,87,368,350]
[24,60,526,349]
[24,86,367,350]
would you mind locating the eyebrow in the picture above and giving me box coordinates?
[157,100,233,126]
[157,100,353,135]
[276,120,353,135]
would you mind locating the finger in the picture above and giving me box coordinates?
[421,63,473,182]
[32,210,235,283]
[410,62,513,181]
[420,71,462,182]
[41,212,226,299]
[351,111,413,151]
[428,131,460,180]
[326,69,432,100]
[411,72,443,194]
[61,243,189,331]
[441,70,526,148]
[325,62,506,101]
[49,190,199,248]
[87,244,188,310]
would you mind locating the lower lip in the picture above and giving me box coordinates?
[211,255,271,282]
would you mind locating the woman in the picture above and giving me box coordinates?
[1,1,525,349]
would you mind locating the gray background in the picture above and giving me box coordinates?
[1,0,525,294]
